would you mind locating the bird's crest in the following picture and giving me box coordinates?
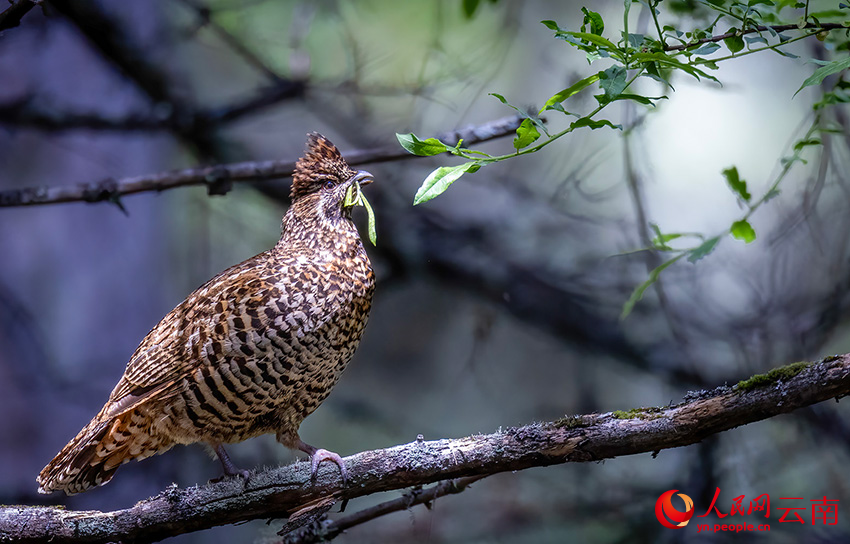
[291,133,355,200]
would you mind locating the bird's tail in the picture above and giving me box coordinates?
[37,409,172,495]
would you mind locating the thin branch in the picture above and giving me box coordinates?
[0,0,39,32]
[201,80,306,125]
[1,355,849,544]
[663,22,850,52]
[0,79,306,133]
[0,115,524,207]
[281,475,487,544]
[0,97,169,131]
[175,0,286,84]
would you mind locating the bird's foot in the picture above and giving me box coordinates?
[297,440,348,486]
[211,444,250,483]
[310,448,348,486]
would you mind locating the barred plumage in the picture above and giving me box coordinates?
[37,133,375,495]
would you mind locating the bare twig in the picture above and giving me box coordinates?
[175,0,285,84]
[1,355,848,544]
[663,22,850,52]
[0,115,523,207]
[0,97,169,131]
[0,0,39,32]
[0,79,305,132]
[281,475,487,544]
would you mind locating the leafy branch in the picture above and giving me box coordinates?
[620,115,827,317]
[397,0,850,314]
[663,22,850,52]
[0,115,523,208]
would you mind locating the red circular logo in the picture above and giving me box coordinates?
[655,489,695,529]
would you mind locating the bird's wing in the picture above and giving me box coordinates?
[101,253,290,419]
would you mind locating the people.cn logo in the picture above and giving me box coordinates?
[655,490,695,529]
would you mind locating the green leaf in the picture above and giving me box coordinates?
[722,166,751,202]
[598,93,667,106]
[581,7,604,36]
[632,52,720,82]
[621,254,686,319]
[745,35,768,46]
[642,61,674,88]
[541,19,561,31]
[693,42,721,55]
[627,33,645,48]
[344,184,378,245]
[687,236,721,263]
[730,220,756,243]
[542,102,571,114]
[724,28,745,53]
[514,118,541,150]
[490,92,526,116]
[794,56,850,97]
[343,183,360,208]
[650,223,685,250]
[793,138,822,151]
[763,188,781,202]
[571,117,623,131]
[413,162,479,205]
[598,65,628,103]
[462,0,480,18]
[781,154,807,167]
[361,191,377,245]
[490,93,548,137]
[653,232,684,246]
[540,73,601,113]
[564,31,620,53]
[489,92,509,104]
[396,133,450,156]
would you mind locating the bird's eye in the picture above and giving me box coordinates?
[324,180,335,190]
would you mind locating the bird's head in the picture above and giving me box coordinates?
[291,133,373,222]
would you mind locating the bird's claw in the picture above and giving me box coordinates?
[211,444,250,484]
[310,448,348,487]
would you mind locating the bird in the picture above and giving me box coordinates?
[37,133,376,495]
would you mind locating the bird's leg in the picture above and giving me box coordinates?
[210,443,250,483]
[296,439,348,486]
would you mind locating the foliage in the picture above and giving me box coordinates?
[397,0,850,316]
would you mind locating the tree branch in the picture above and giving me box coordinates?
[663,22,850,52]
[0,97,170,131]
[0,80,306,133]
[0,0,39,32]
[0,115,523,207]
[281,475,487,544]
[1,3,304,137]
[175,0,286,85]
[2,355,848,544]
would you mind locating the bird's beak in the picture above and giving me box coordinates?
[343,171,374,209]
[352,170,373,187]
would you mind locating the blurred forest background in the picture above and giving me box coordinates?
[2,0,850,542]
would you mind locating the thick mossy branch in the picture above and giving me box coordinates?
[611,406,665,420]
[2,354,849,544]
[735,360,816,391]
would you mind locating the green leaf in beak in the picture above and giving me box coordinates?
[344,182,377,246]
